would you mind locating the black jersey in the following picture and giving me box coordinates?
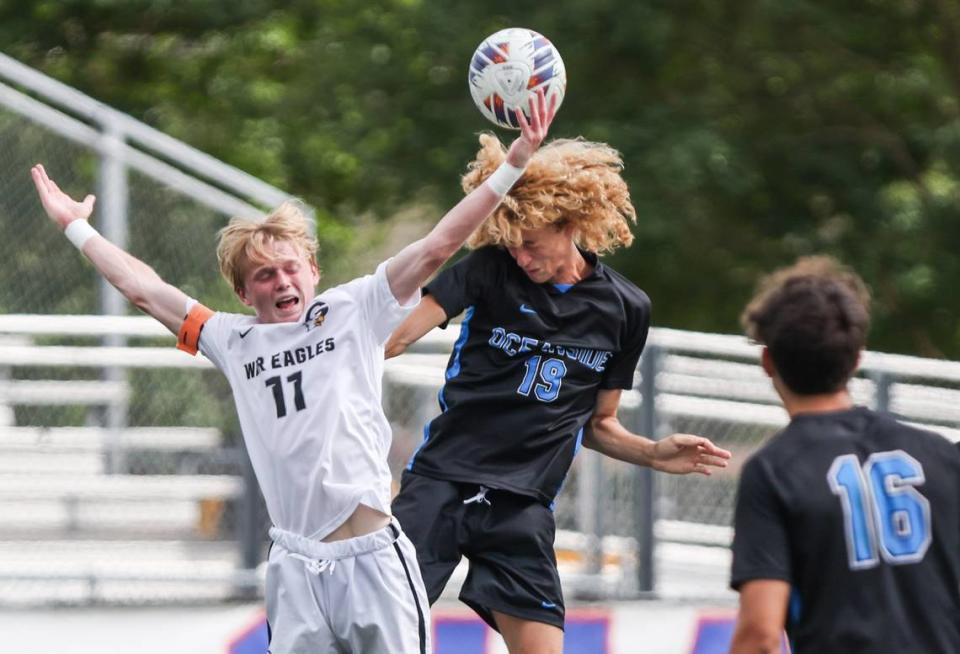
[406,246,650,505]
[731,406,960,653]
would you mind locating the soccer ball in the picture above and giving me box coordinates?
[468,28,566,130]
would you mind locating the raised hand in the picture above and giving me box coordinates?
[650,433,733,476]
[504,88,558,169]
[30,164,96,230]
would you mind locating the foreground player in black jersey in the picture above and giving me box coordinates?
[730,257,960,653]
[386,135,732,653]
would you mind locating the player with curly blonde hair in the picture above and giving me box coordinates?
[387,133,731,654]
[461,135,636,254]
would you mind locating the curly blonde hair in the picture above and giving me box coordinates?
[462,134,636,253]
[216,202,318,293]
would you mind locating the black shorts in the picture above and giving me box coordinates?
[392,470,564,631]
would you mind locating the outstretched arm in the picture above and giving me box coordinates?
[31,164,190,335]
[385,90,557,304]
[584,389,732,475]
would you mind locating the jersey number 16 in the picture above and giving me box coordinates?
[827,450,931,570]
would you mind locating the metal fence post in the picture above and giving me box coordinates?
[869,370,892,414]
[97,124,129,473]
[635,344,661,594]
[577,448,605,585]
[237,444,263,599]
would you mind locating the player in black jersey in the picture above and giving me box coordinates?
[386,135,732,653]
[730,257,960,653]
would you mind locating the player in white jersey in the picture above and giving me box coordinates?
[30,90,557,654]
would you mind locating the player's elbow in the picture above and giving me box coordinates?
[116,278,151,312]
[584,414,614,451]
[384,335,408,359]
[420,231,461,269]
[730,620,781,654]
[120,276,167,319]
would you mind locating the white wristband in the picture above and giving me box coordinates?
[485,162,526,196]
[64,220,98,250]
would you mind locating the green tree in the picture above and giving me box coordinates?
[2,0,959,356]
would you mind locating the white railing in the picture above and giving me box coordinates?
[0,52,292,216]
[3,313,960,603]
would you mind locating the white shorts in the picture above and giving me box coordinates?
[266,519,431,654]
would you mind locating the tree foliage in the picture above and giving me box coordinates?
[2,0,959,356]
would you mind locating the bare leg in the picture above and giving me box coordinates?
[492,610,563,654]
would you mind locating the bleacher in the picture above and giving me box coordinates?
[0,315,255,606]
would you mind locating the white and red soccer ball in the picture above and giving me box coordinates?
[468,28,567,130]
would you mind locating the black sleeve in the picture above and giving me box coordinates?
[599,290,650,390]
[730,454,792,590]
[424,249,495,326]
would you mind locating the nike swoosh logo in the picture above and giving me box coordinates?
[519,304,537,315]
[239,327,253,339]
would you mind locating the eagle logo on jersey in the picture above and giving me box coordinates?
[303,301,329,331]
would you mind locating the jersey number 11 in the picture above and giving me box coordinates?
[265,371,306,418]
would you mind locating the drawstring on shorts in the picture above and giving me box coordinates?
[463,485,492,506]
[290,552,338,576]
[269,522,402,579]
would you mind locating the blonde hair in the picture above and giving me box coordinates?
[216,202,318,292]
[462,134,637,254]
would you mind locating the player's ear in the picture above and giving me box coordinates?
[310,260,320,285]
[760,347,776,379]
[236,284,253,307]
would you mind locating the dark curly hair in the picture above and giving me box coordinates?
[741,256,871,395]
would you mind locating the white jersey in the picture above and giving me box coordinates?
[199,261,418,539]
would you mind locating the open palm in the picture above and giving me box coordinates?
[504,88,558,169]
[652,434,732,476]
[31,164,96,229]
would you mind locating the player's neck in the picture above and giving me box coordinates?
[550,247,592,284]
[780,388,854,418]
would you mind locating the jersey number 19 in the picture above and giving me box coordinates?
[517,355,567,403]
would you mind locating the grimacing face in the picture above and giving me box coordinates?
[236,240,320,324]
[505,223,578,284]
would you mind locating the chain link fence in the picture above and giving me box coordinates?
[0,53,289,606]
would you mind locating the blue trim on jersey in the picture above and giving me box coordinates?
[549,426,585,512]
[552,283,574,293]
[573,425,585,456]
[445,306,474,381]
[788,586,802,651]
[407,307,475,470]
[788,587,802,624]
[406,424,431,471]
